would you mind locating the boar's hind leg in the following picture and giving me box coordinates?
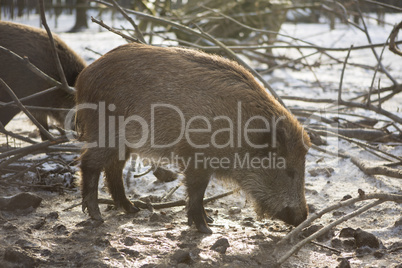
[185,168,213,234]
[0,107,19,128]
[104,153,139,214]
[80,148,104,221]
[33,113,50,140]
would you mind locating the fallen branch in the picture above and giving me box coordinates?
[276,199,386,266]
[350,157,402,178]
[0,125,37,145]
[277,192,402,246]
[306,127,402,162]
[63,188,239,211]
[309,126,400,142]
[0,135,69,161]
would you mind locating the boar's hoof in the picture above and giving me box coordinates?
[124,204,140,214]
[82,199,103,221]
[117,199,140,214]
[188,216,213,234]
[205,215,214,224]
[197,224,213,234]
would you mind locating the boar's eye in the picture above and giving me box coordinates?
[286,170,295,179]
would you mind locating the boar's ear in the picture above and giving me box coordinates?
[274,128,289,156]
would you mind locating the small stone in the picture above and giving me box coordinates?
[166,232,175,240]
[76,219,103,228]
[171,249,192,264]
[153,166,178,182]
[301,224,333,242]
[394,217,402,227]
[210,238,230,254]
[15,239,38,249]
[355,246,373,257]
[53,224,68,235]
[354,228,380,249]
[31,218,46,230]
[0,192,42,211]
[119,248,140,258]
[357,189,365,197]
[331,238,342,248]
[3,222,17,231]
[229,207,241,214]
[4,247,36,267]
[41,249,52,257]
[336,258,350,268]
[149,212,161,222]
[242,219,254,227]
[341,195,352,201]
[178,242,196,249]
[342,238,356,250]
[301,225,323,237]
[308,204,316,213]
[339,227,355,238]
[308,167,334,177]
[46,212,59,220]
[94,238,111,248]
[388,241,402,252]
[332,211,345,217]
[373,250,386,259]
[124,236,135,246]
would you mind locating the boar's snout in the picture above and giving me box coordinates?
[276,206,308,226]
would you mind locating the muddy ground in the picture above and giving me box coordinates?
[0,130,401,268]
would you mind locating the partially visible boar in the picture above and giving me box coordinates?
[0,21,86,139]
[75,43,311,233]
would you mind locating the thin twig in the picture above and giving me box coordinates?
[0,135,68,160]
[161,183,182,202]
[277,192,402,246]
[389,21,402,56]
[39,0,73,94]
[0,125,37,144]
[1,86,59,107]
[94,0,287,109]
[110,0,146,43]
[355,2,397,85]
[276,199,386,266]
[64,188,239,211]
[338,45,353,102]
[90,17,138,42]
[0,79,54,140]
[0,46,65,90]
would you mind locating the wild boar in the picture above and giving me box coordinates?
[75,43,311,233]
[0,21,86,139]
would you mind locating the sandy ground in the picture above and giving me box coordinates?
[1,11,402,268]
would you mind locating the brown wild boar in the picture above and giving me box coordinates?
[75,43,311,233]
[0,21,86,139]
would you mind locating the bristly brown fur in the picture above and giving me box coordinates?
[75,43,310,232]
[0,21,87,140]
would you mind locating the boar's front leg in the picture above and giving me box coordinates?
[104,153,139,214]
[80,148,104,221]
[185,167,213,234]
